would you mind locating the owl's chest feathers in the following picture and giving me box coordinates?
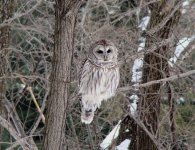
[80,61,119,96]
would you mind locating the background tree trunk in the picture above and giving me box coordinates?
[117,1,181,150]
[43,1,81,149]
[0,1,12,149]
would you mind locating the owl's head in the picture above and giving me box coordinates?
[88,39,118,62]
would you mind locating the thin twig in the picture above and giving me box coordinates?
[0,116,36,150]
[20,78,45,124]
[27,86,45,124]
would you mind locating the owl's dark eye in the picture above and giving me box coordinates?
[107,49,112,53]
[97,50,103,54]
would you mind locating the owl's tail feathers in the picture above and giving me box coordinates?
[81,109,94,124]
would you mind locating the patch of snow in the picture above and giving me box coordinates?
[130,16,150,116]
[182,0,190,14]
[175,38,192,56]
[108,9,116,15]
[131,58,143,82]
[116,139,131,150]
[130,95,139,101]
[138,38,146,52]
[176,97,185,105]
[129,95,139,115]
[183,1,189,6]
[20,84,25,89]
[169,37,195,67]
[13,13,20,17]
[100,120,121,150]
[138,16,150,31]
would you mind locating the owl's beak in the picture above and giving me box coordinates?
[104,55,108,61]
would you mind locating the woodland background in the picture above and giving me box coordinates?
[0,0,195,150]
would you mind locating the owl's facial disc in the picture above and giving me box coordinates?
[105,47,114,61]
[93,45,116,62]
[96,49,104,54]
[93,46,105,61]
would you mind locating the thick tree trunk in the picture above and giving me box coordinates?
[43,1,81,150]
[117,1,181,150]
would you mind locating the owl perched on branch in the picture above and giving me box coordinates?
[79,39,120,124]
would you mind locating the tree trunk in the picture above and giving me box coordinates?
[43,1,81,150]
[117,1,181,150]
[0,0,12,148]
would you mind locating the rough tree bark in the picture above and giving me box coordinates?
[0,1,12,148]
[117,1,181,150]
[43,1,81,150]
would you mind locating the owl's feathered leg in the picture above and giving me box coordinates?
[80,96,100,124]
[81,109,94,124]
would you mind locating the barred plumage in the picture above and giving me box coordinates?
[79,40,120,124]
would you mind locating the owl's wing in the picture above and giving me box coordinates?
[78,58,88,86]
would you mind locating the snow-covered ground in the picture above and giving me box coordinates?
[116,139,131,150]
[100,120,121,150]
[176,97,185,105]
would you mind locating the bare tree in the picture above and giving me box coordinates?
[117,0,181,150]
[0,0,194,149]
[43,1,81,149]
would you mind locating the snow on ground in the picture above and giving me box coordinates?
[16,83,25,89]
[20,84,25,89]
[169,36,195,67]
[176,97,185,105]
[100,120,121,150]
[116,139,131,150]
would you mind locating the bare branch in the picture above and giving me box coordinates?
[139,69,195,87]
[0,116,37,150]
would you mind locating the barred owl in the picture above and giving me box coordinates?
[79,39,120,124]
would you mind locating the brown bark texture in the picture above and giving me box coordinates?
[43,1,81,150]
[0,0,12,148]
[117,1,181,150]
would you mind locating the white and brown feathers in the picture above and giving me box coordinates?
[79,39,120,124]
